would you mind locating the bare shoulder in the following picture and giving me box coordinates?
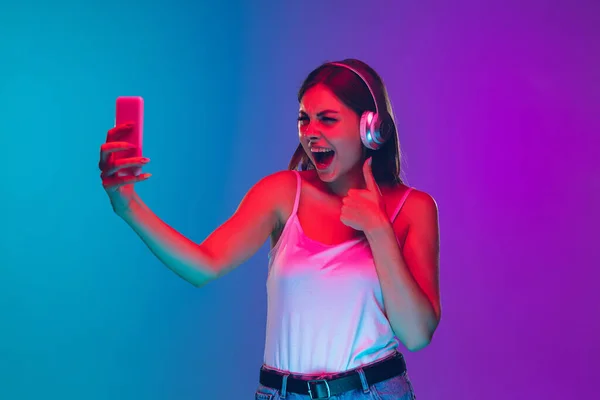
[388,185,438,238]
[197,169,299,276]
[403,187,439,225]
[254,169,299,223]
[406,188,438,214]
[253,169,297,193]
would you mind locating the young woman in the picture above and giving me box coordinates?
[99,59,441,399]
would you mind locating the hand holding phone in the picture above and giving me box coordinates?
[111,96,144,177]
[99,96,150,215]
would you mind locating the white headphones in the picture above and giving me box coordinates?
[327,62,394,150]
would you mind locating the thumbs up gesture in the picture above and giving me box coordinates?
[340,157,389,233]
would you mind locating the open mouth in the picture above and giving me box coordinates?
[311,149,335,170]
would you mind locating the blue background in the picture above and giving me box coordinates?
[1,0,599,398]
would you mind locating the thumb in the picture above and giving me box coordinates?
[363,157,380,193]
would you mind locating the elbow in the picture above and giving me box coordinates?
[405,334,432,352]
[193,271,219,288]
[192,255,222,288]
[194,279,210,289]
[399,315,440,352]
[188,268,219,288]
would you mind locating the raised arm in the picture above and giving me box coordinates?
[119,172,285,287]
[100,124,289,287]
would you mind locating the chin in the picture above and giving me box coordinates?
[317,173,335,183]
[314,164,339,183]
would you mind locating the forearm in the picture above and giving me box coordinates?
[118,192,217,287]
[365,220,438,350]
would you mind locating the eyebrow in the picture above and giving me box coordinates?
[299,109,340,116]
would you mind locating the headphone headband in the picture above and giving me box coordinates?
[324,61,394,150]
[326,62,380,115]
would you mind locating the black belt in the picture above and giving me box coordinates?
[259,353,406,399]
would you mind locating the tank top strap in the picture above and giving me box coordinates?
[291,170,302,216]
[391,187,413,222]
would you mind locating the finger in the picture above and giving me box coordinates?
[346,188,368,198]
[346,189,358,197]
[106,123,134,141]
[101,141,136,155]
[103,157,150,177]
[340,202,360,218]
[99,142,136,167]
[340,217,351,228]
[362,157,380,193]
[339,212,359,230]
[103,173,152,189]
[342,197,360,209]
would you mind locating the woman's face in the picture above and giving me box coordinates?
[298,84,364,183]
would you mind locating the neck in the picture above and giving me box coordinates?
[323,164,368,197]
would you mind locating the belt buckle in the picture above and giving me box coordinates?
[307,379,331,399]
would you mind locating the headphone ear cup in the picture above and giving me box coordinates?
[359,111,373,149]
[375,113,393,146]
[360,111,386,150]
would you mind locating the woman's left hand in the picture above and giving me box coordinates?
[340,157,389,233]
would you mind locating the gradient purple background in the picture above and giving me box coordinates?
[237,1,600,397]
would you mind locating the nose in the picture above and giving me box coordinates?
[300,124,321,142]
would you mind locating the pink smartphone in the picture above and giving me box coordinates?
[114,96,144,177]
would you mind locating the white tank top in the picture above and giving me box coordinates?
[263,170,413,375]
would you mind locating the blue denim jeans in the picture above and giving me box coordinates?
[254,370,416,400]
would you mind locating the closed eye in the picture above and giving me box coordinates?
[297,115,338,124]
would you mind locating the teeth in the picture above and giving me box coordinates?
[311,148,333,153]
